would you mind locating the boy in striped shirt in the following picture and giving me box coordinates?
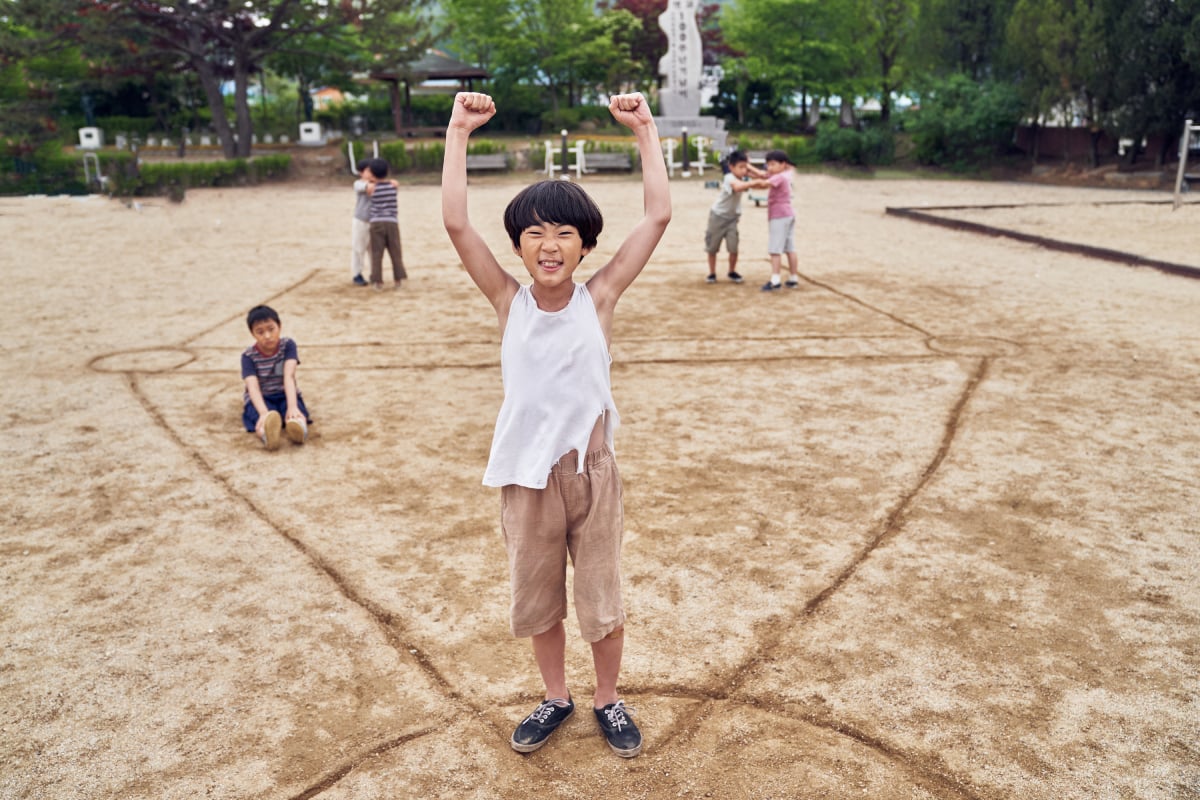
[241,305,311,450]
[365,158,407,290]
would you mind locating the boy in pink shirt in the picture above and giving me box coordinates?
[749,150,800,291]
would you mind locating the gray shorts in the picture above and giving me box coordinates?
[704,211,740,254]
[768,216,796,254]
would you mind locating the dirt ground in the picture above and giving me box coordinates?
[1,171,1198,800]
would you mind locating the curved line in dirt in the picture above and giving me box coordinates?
[123,372,515,766]
[799,356,990,618]
[288,725,442,800]
[180,269,323,347]
[644,357,993,798]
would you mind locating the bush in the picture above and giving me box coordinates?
[812,124,894,166]
[908,74,1023,170]
[379,141,411,172]
[408,141,446,170]
[130,155,291,197]
[539,104,613,133]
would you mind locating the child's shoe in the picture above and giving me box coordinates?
[594,700,642,758]
[785,278,800,288]
[285,417,307,445]
[262,411,282,450]
[727,271,744,283]
[761,280,781,292]
[705,274,717,284]
[353,275,368,286]
[511,697,574,753]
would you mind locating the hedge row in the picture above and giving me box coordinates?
[1,150,291,197]
[350,139,505,173]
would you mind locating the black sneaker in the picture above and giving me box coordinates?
[511,697,574,753]
[705,274,717,284]
[352,275,368,286]
[594,700,642,758]
[727,271,744,283]
[761,280,781,292]
[784,279,800,288]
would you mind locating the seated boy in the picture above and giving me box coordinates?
[241,305,310,450]
[442,91,670,758]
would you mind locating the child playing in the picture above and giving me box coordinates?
[749,149,800,291]
[442,91,670,759]
[704,150,765,284]
[241,305,310,450]
[365,158,406,291]
[350,160,371,286]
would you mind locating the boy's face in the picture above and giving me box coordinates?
[251,319,282,356]
[360,166,374,181]
[766,159,789,174]
[730,161,751,178]
[514,222,593,289]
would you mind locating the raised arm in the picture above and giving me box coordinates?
[586,93,672,312]
[442,92,518,312]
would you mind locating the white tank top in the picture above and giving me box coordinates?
[483,283,618,489]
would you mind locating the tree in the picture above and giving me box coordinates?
[31,0,431,159]
[1096,0,1200,166]
[720,0,862,128]
[443,0,640,114]
[857,0,918,123]
[912,0,1016,81]
[0,2,96,155]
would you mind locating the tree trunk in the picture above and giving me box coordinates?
[839,97,856,128]
[233,59,254,158]
[192,51,237,159]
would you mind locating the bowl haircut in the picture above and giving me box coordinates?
[503,180,604,249]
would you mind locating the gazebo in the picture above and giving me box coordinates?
[370,50,489,136]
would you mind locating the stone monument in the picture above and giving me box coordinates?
[657,0,727,149]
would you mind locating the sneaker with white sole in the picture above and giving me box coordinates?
[262,410,282,450]
[285,417,307,444]
[511,697,574,753]
[594,700,642,757]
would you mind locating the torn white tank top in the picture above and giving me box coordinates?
[483,283,618,489]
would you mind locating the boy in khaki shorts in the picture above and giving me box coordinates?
[704,150,764,284]
[442,91,670,758]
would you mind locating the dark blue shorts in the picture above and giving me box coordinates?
[243,393,311,432]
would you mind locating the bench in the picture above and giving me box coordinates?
[582,151,634,173]
[465,153,509,171]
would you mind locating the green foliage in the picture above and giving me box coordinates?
[379,141,412,172]
[409,142,446,171]
[908,74,1023,169]
[134,155,292,196]
[1,145,289,196]
[812,122,894,165]
[540,105,616,132]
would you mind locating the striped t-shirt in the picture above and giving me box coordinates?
[369,181,398,223]
[241,337,300,403]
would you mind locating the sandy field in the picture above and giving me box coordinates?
[1,170,1198,800]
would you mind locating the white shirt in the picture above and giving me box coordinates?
[483,283,618,489]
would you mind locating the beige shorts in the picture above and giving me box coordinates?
[500,446,625,642]
[705,211,740,254]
